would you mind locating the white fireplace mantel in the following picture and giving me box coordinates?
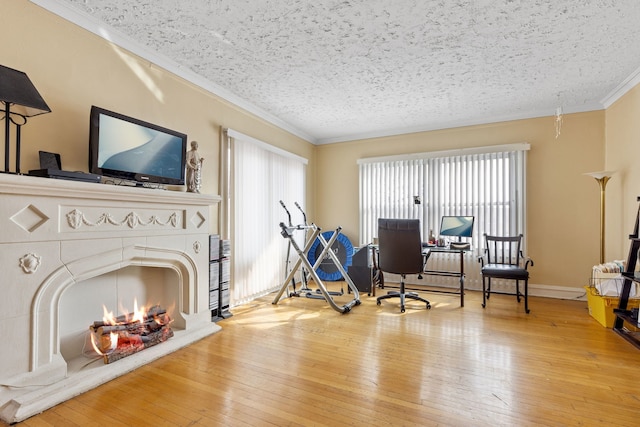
[0,173,222,423]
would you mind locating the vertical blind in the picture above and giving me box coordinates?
[359,143,529,288]
[224,129,307,306]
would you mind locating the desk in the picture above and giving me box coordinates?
[421,246,468,307]
[374,245,469,307]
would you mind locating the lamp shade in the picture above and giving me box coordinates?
[584,171,615,180]
[0,64,51,117]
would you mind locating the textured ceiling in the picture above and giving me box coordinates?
[38,0,640,144]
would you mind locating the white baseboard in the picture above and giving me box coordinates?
[383,273,587,301]
[527,283,587,301]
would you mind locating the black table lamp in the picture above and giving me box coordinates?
[0,64,51,174]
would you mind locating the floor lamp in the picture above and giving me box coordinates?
[0,64,51,174]
[585,171,615,264]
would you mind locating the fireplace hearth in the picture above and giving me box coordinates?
[0,174,221,424]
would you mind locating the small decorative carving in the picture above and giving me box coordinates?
[19,253,41,274]
[193,241,201,254]
[66,209,83,229]
[66,209,180,230]
[186,140,204,193]
[125,212,140,228]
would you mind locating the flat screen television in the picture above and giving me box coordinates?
[89,106,187,186]
[439,216,474,241]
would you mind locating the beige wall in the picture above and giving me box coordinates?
[2,1,316,233]
[605,83,640,264]
[315,112,607,289]
[5,0,626,290]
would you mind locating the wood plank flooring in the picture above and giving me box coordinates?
[10,284,640,426]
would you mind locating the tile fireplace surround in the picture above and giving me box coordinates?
[0,173,221,423]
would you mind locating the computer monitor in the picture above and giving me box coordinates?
[439,216,474,241]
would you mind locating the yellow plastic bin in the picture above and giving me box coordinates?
[585,285,640,328]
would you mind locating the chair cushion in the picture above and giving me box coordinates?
[482,264,529,280]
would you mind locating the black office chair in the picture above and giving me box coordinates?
[478,233,534,313]
[376,218,431,312]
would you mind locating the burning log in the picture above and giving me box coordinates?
[89,304,173,364]
[91,305,167,328]
[92,317,166,336]
[102,327,174,364]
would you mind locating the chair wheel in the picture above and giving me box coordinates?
[481,303,486,308]
[426,304,431,309]
[401,307,406,313]
[376,300,381,306]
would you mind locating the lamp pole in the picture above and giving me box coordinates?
[585,171,614,264]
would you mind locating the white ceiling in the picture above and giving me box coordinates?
[36,0,640,144]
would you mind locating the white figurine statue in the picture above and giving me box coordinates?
[186,140,204,193]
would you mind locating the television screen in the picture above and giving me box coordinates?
[439,216,474,239]
[89,106,187,186]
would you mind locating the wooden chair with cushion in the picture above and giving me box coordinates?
[478,233,534,313]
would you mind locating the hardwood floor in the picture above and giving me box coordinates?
[11,284,640,426]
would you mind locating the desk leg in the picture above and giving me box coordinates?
[459,250,464,307]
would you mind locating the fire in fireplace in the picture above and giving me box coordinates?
[89,300,174,364]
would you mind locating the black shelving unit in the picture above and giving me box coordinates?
[219,249,232,319]
[209,236,232,320]
[209,234,222,322]
[613,197,640,349]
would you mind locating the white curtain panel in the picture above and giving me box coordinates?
[228,130,306,305]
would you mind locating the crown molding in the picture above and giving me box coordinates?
[316,102,604,145]
[29,0,317,144]
[600,64,640,109]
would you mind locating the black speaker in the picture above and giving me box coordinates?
[349,267,372,294]
[349,246,372,294]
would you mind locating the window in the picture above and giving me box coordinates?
[223,129,307,305]
[359,143,529,287]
